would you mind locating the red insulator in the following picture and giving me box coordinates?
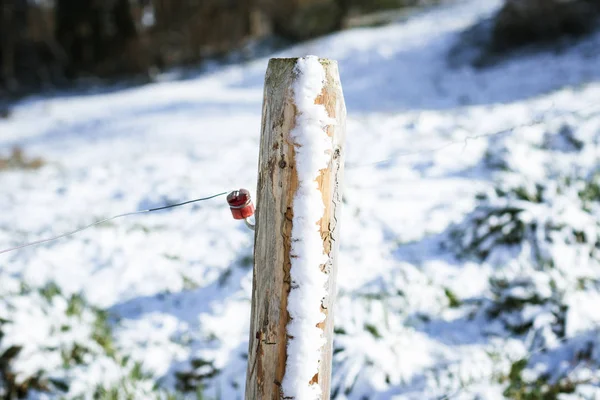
[227,189,255,220]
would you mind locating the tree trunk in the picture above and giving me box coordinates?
[0,0,27,90]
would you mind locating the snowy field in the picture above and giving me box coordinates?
[2,0,600,398]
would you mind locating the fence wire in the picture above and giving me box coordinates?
[1,103,600,399]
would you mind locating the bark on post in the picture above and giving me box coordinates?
[246,57,345,399]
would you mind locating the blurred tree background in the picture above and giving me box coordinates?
[0,0,598,96]
[0,0,438,95]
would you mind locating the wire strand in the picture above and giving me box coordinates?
[0,191,229,256]
[346,103,600,170]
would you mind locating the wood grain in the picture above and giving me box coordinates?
[245,57,346,400]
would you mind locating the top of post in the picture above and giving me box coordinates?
[268,57,337,68]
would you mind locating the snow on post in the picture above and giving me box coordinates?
[245,57,346,400]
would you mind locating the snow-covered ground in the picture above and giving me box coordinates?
[2,0,600,398]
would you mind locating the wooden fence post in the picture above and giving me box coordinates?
[245,57,346,399]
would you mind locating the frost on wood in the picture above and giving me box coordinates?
[281,56,335,399]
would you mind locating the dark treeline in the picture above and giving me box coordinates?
[0,0,445,95]
[0,0,263,93]
[2,0,597,96]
